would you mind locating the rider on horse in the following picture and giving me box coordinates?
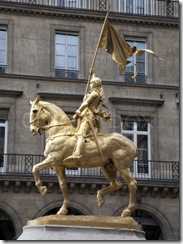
[64,68,111,162]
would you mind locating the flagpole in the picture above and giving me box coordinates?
[84,4,111,97]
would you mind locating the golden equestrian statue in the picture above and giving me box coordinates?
[30,90,138,217]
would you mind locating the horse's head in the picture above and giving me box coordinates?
[30,96,51,135]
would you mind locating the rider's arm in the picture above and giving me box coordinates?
[75,91,98,117]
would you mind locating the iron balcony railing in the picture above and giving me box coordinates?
[1,0,179,18]
[0,154,179,182]
[55,69,79,79]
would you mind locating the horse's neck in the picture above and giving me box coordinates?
[40,102,76,138]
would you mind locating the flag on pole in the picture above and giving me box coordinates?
[98,19,163,74]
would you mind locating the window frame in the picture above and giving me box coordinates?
[0,28,7,73]
[55,32,79,78]
[121,118,151,178]
[124,38,147,83]
[0,120,8,172]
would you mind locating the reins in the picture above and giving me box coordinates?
[30,106,76,130]
[41,118,76,130]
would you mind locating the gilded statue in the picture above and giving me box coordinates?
[30,77,138,217]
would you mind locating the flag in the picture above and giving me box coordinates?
[98,19,163,74]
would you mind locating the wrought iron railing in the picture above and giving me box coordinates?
[0,65,6,74]
[0,153,179,182]
[0,0,179,18]
[124,74,148,84]
[55,69,79,79]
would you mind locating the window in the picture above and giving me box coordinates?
[55,33,79,78]
[125,0,144,14]
[0,29,7,74]
[121,118,151,178]
[56,0,77,7]
[0,120,8,172]
[124,40,147,83]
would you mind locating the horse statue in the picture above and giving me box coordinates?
[30,96,138,217]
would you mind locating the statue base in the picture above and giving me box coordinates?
[18,215,146,240]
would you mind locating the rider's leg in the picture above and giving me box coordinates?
[63,121,88,161]
[73,135,85,157]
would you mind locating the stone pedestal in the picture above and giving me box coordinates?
[18,215,146,240]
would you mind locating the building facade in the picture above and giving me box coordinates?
[0,0,179,240]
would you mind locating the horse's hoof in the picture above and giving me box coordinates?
[97,197,105,208]
[57,208,68,215]
[40,186,47,197]
[121,209,131,217]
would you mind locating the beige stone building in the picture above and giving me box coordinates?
[0,0,179,240]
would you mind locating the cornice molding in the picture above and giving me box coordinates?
[0,176,179,198]
[109,97,165,107]
[0,89,23,97]
[38,92,83,101]
[0,73,179,91]
[0,2,179,27]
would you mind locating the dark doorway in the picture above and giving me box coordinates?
[132,209,163,240]
[0,209,16,240]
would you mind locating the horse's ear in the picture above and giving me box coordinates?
[30,100,33,105]
[34,95,40,104]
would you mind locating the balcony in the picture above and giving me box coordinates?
[55,69,79,79]
[0,154,179,182]
[0,0,179,18]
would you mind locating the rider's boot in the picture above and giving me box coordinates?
[63,135,85,162]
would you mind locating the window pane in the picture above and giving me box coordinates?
[56,34,65,44]
[136,62,145,73]
[137,41,145,50]
[0,30,6,39]
[0,39,6,50]
[68,35,78,45]
[123,134,134,142]
[137,121,148,131]
[56,44,65,55]
[68,45,77,56]
[55,55,65,68]
[0,126,5,154]
[0,51,5,64]
[123,120,134,130]
[137,135,148,161]
[68,56,77,69]
[136,54,145,62]
[126,63,134,73]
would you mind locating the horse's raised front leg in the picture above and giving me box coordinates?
[120,168,137,217]
[32,155,55,197]
[97,165,122,208]
[54,166,70,215]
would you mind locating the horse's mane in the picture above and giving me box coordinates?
[39,101,76,131]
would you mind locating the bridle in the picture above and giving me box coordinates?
[30,106,76,131]
[29,106,43,125]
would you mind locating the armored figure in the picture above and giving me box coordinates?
[64,69,110,162]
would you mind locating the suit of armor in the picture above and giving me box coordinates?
[64,71,110,162]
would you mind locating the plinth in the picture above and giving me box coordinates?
[18,215,146,240]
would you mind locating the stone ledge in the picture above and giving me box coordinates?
[27,215,142,230]
[109,97,165,107]
[0,89,23,97]
[0,176,179,198]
